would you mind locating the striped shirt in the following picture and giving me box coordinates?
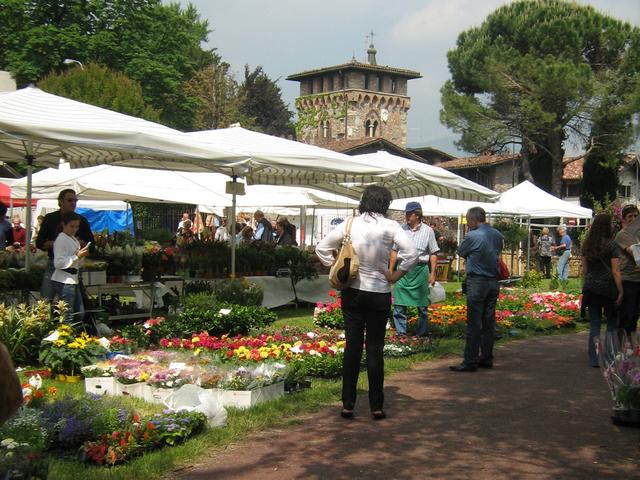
[394,222,440,264]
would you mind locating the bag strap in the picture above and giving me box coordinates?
[343,217,354,244]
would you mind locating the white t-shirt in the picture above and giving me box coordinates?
[51,232,82,285]
[316,213,418,293]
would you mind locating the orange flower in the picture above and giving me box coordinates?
[34,390,44,399]
[48,386,58,396]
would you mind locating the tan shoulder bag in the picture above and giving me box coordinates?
[329,217,360,290]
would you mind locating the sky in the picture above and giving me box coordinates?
[181,0,639,155]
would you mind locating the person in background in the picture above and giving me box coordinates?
[177,219,195,246]
[36,189,94,301]
[253,210,273,243]
[0,202,14,250]
[177,212,190,231]
[52,211,91,323]
[238,225,254,245]
[581,213,623,367]
[214,217,229,241]
[32,214,44,242]
[552,225,572,280]
[614,204,640,338]
[316,185,418,420]
[275,218,298,246]
[450,207,503,372]
[538,227,554,279]
[390,201,439,337]
[11,215,26,247]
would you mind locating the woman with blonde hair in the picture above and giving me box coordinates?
[537,227,554,278]
[581,213,623,367]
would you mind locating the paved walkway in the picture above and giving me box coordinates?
[175,332,639,480]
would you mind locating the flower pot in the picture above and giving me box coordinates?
[56,373,67,382]
[65,374,81,383]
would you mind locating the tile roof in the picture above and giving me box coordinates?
[287,60,421,80]
[438,154,519,170]
[320,138,425,161]
[563,153,638,180]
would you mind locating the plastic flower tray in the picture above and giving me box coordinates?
[144,386,177,404]
[117,381,147,398]
[219,381,284,410]
[85,376,117,396]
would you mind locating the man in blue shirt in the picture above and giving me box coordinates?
[450,207,503,372]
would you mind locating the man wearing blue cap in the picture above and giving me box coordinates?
[390,201,439,337]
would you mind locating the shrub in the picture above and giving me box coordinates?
[183,280,214,296]
[518,270,544,288]
[159,301,276,338]
[213,279,263,306]
[0,300,61,365]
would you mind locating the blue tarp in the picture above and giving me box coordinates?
[76,207,134,233]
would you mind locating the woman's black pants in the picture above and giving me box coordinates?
[340,288,391,412]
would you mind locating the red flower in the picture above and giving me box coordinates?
[328,290,337,297]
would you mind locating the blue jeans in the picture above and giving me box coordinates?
[583,290,617,366]
[393,305,428,336]
[40,259,56,301]
[463,276,500,367]
[557,251,571,280]
[53,281,84,324]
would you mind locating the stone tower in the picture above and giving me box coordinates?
[287,39,421,148]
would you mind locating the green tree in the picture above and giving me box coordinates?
[37,62,161,121]
[236,65,293,136]
[0,0,214,130]
[182,61,240,130]
[440,0,640,197]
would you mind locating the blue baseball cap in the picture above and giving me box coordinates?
[405,201,422,213]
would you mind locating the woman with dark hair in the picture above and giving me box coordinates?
[52,211,91,323]
[275,218,298,246]
[581,213,623,367]
[316,185,418,420]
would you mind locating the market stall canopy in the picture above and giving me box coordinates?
[343,151,501,202]
[0,180,35,207]
[496,181,593,219]
[10,165,359,209]
[186,131,499,202]
[389,194,521,216]
[186,125,395,185]
[0,87,249,172]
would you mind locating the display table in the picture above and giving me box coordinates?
[85,281,175,321]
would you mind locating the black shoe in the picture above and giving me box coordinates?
[372,410,386,420]
[340,408,354,419]
[478,361,493,369]
[449,364,477,372]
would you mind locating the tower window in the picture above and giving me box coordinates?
[322,120,330,139]
[376,76,382,91]
[365,119,379,138]
[364,74,369,90]
[391,78,397,93]
[329,76,334,91]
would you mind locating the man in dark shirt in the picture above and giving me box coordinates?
[450,207,503,372]
[0,202,14,250]
[36,189,94,300]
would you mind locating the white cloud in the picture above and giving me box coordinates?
[391,0,508,45]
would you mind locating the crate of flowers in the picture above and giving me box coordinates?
[218,363,286,409]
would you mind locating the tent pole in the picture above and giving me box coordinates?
[24,155,34,271]
[526,216,531,274]
[299,205,306,249]
[229,175,237,278]
[311,207,316,247]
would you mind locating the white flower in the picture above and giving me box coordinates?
[219,308,231,315]
[306,332,316,339]
[22,387,32,398]
[98,337,111,349]
[28,374,42,390]
[309,349,321,357]
[290,345,303,354]
[339,333,346,339]
[1,438,18,449]
[43,330,60,342]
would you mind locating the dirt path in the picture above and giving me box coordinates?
[174,332,640,480]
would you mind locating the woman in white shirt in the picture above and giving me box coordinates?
[316,185,418,420]
[52,211,90,323]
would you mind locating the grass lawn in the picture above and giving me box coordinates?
[46,280,585,479]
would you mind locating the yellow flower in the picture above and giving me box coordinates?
[67,341,81,349]
[192,336,200,343]
[53,340,65,347]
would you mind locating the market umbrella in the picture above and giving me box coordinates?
[0,87,249,268]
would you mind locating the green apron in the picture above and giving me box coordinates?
[393,263,430,307]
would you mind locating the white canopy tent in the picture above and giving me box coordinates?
[389,194,521,216]
[496,181,593,219]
